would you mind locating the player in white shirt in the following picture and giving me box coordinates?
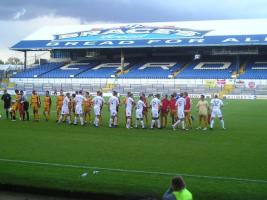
[135,96,146,129]
[58,93,71,124]
[210,94,225,130]
[172,93,186,131]
[73,90,85,125]
[150,94,161,129]
[108,91,120,128]
[93,91,105,127]
[125,93,135,129]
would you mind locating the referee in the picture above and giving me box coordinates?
[1,89,11,119]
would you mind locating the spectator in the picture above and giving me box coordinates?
[1,89,11,119]
[163,176,193,200]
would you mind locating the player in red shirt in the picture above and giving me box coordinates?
[160,94,170,128]
[169,94,177,124]
[184,92,193,129]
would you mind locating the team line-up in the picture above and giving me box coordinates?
[1,89,226,130]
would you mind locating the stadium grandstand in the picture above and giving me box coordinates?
[5,19,267,98]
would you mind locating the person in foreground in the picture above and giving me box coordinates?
[163,176,193,200]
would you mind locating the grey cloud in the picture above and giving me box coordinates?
[0,0,267,22]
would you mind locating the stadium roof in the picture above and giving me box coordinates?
[11,19,267,51]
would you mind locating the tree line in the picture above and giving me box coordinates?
[0,57,23,65]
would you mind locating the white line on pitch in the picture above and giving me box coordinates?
[0,158,266,184]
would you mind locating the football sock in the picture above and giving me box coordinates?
[210,120,214,128]
[67,116,71,124]
[26,111,29,120]
[135,120,138,128]
[80,116,84,125]
[220,119,225,128]
[151,120,155,128]
[173,120,180,128]
[126,118,131,128]
[181,121,185,129]
[58,115,63,123]
[156,119,161,128]
[141,120,145,128]
[95,117,99,126]
[114,117,118,126]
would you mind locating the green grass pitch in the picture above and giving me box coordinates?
[0,97,267,200]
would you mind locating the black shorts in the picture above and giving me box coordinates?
[4,103,10,109]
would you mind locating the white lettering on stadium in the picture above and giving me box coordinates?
[56,28,204,40]
[165,39,182,44]
[245,37,260,42]
[46,37,267,47]
[188,38,205,43]
[222,38,239,43]
[118,41,135,45]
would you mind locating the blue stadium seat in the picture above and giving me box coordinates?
[238,61,267,79]
[120,62,184,79]
[77,63,125,78]
[12,63,64,78]
[176,59,235,79]
[13,58,267,80]
[41,63,98,78]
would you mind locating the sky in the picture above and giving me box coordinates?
[1,0,267,62]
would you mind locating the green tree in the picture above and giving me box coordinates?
[0,59,4,64]
[6,57,23,65]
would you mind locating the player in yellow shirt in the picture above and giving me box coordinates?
[30,90,41,121]
[9,100,17,121]
[56,90,64,121]
[71,93,76,122]
[84,92,92,124]
[43,91,52,121]
[14,89,22,119]
[196,94,209,131]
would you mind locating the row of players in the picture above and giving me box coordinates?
[1,89,225,130]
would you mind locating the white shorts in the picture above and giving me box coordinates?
[61,106,69,115]
[126,109,132,117]
[110,109,117,117]
[94,106,101,116]
[211,109,223,118]
[75,105,83,115]
[177,109,185,119]
[136,110,143,119]
[151,109,159,118]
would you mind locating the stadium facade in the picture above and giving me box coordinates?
[9,19,267,98]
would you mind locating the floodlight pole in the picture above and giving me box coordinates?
[120,49,125,72]
[24,51,27,71]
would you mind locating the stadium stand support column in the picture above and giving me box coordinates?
[238,62,247,75]
[236,55,240,74]
[120,49,125,73]
[24,51,27,71]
